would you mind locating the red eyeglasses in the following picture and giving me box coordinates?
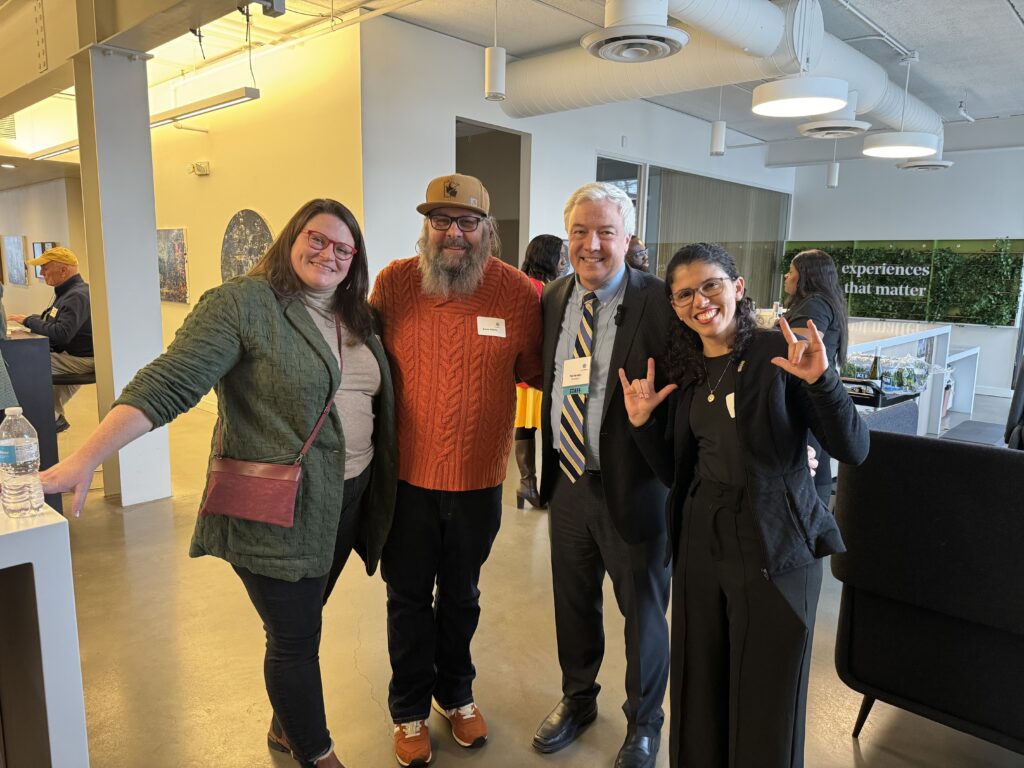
[302,229,357,260]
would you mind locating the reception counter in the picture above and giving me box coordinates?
[847,319,979,435]
[0,506,89,767]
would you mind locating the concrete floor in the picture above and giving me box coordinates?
[55,392,1023,768]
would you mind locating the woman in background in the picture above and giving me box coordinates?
[619,242,867,768]
[514,234,565,508]
[41,199,396,768]
[782,248,849,506]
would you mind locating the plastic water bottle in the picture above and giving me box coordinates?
[0,407,46,517]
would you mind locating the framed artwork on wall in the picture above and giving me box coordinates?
[2,235,28,286]
[156,228,189,303]
[220,209,273,282]
[30,241,58,279]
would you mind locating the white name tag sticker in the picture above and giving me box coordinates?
[476,316,506,337]
[48,307,59,320]
[562,356,591,396]
[725,392,736,419]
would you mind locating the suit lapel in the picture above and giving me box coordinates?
[542,276,575,396]
[601,267,646,427]
[283,298,342,394]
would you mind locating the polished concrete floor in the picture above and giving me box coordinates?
[56,392,1023,768]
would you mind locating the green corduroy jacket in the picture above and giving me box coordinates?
[115,276,397,582]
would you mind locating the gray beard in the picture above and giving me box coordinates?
[418,239,488,298]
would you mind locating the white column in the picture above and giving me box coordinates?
[73,45,172,505]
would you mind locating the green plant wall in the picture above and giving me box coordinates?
[782,238,1024,326]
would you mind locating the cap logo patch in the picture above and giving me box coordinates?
[444,179,459,198]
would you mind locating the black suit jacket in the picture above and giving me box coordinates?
[539,266,675,544]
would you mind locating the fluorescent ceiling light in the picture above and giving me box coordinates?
[862,131,938,159]
[751,76,848,118]
[30,87,260,161]
[149,87,260,128]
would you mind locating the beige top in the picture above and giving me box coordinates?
[300,289,381,479]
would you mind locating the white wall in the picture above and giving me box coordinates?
[790,149,1024,394]
[0,178,74,316]
[359,15,795,280]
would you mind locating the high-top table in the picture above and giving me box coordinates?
[0,506,89,767]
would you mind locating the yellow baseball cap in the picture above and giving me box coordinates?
[416,173,490,217]
[26,246,78,266]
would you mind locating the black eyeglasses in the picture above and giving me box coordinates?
[670,277,732,307]
[303,229,357,260]
[428,214,484,233]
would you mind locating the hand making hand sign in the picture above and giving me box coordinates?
[618,357,678,428]
[771,316,828,385]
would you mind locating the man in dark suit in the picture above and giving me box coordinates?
[531,182,675,768]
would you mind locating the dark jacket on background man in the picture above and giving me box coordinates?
[23,273,94,357]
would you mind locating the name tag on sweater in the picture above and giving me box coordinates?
[476,317,506,337]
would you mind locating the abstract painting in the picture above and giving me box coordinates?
[2,236,27,286]
[220,209,274,282]
[156,228,189,303]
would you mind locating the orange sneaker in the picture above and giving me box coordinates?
[393,719,432,767]
[432,700,488,748]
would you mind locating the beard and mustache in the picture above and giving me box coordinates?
[417,228,493,298]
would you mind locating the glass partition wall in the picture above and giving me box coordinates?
[597,156,790,308]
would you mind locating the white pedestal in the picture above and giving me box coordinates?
[0,506,89,767]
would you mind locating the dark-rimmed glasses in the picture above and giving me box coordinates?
[670,277,732,308]
[428,214,484,233]
[303,229,357,260]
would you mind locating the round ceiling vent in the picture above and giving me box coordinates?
[581,24,689,62]
[897,158,954,171]
[798,119,872,139]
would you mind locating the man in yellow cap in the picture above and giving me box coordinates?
[7,246,93,432]
[370,173,543,767]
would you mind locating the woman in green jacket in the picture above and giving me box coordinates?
[42,199,397,768]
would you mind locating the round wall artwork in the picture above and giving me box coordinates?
[220,209,274,282]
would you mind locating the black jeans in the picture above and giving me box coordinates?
[382,481,502,723]
[234,464,371,763]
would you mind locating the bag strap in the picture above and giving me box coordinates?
[215,314,345,463]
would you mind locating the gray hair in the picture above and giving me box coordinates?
[563,182,636,237]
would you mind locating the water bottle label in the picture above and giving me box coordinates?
[0,443,39,464]
[0,445,13,464]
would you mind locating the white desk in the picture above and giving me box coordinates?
[947,346,981,415]
[847,319,955,435]
[0,506,89,767]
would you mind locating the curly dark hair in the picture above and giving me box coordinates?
[522,234,563,283]
[786,248,849,365]
[248,198,373,345]
[664,242,759,385]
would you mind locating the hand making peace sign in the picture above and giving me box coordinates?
[771,316,828,385]
[618,357,678,428]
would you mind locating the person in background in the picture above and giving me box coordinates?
[533,182,674,768]
[40,199,397,768]
[782,248,849,506]
[514,234,565,509]
[370,173,543,767]
[620,242,868,768]
[626,236,650,273]
[7,247,93,432]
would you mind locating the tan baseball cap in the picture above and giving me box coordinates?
[26,246,78,266]
[416,173,490,217]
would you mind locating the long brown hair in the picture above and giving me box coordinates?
[249,199,373,344]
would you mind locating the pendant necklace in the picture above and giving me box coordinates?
[702,356,733,403]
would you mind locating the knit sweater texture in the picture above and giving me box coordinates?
[370,256,543,491]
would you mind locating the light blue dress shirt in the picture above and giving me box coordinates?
[551,265,628,470]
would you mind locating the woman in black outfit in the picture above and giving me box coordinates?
[618,243,868,768]
[782,248,850,506]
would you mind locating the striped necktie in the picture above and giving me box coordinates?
[559,291,597,482]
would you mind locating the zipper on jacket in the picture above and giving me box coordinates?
[735,355,771,581]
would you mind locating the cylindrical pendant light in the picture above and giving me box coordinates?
[710,121,726,156]
[485,46,506,101]
[826,161,840,188]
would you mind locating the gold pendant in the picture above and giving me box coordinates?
[707,393,715,403]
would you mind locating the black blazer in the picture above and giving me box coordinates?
[539,266,676,544]
[633,330,870,576]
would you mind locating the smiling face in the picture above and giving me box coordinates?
[783,260,799,297]
[426,205,485,270]
[289,213,354,291]
[670,260,745,356]
[567,199,630,291]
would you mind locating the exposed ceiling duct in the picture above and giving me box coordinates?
[500,0,944,150]
[581,0,690,62]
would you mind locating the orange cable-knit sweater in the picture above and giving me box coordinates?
[370,256,543,491]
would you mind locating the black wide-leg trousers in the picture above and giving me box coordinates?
[669,478,822,768]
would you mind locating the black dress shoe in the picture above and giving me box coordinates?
[532,696,598,754]
[614,732,660,768]
[54,415,71,433]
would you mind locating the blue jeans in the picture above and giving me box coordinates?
[382,481,502,722]
[233,464,371,763]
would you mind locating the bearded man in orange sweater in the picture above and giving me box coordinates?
[370,173,543,767]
